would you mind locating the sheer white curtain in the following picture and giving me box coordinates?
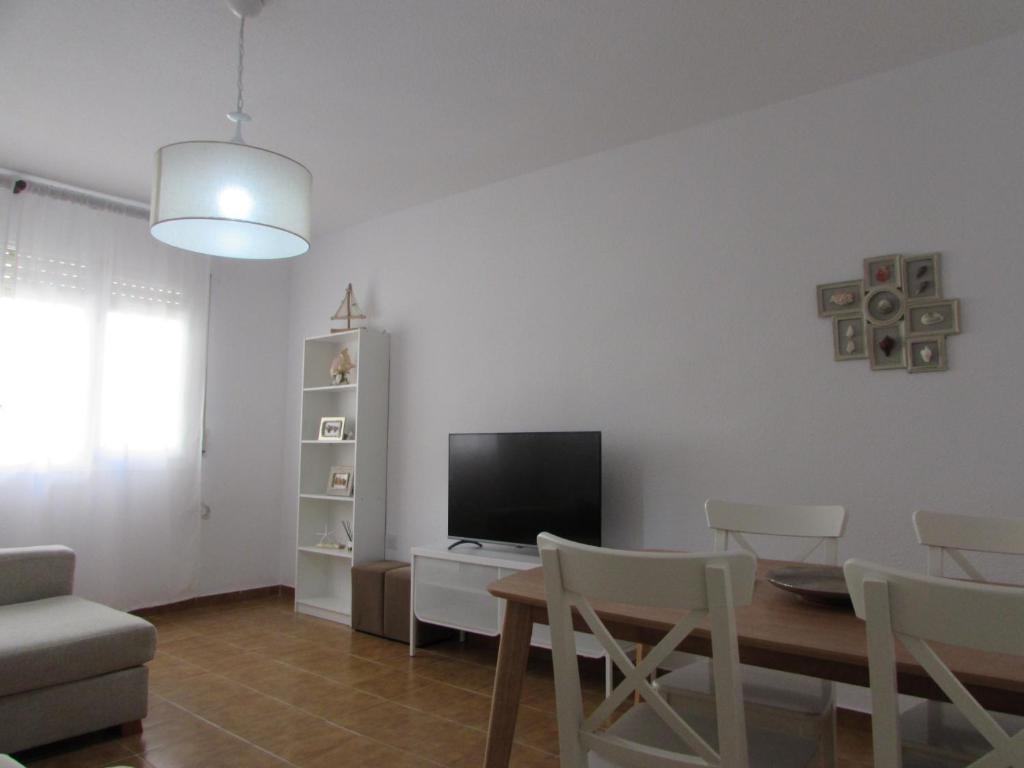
[0,183,210,609]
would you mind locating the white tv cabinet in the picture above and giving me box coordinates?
[410,544,625,693]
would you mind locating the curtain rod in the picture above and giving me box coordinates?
[0,166,150,216]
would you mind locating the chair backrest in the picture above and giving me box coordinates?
[537,532,757,767]
[913,509,1024,582]
[705,499,847,564]
[844,559,1024,768]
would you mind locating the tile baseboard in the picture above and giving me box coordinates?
[132,584,295,616]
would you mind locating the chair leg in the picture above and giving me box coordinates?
[633,644,645,704]
[119,719,143,737]
[605,653,613,698]
[819,708,837,768]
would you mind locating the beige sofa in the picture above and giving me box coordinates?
[0,546,156,754]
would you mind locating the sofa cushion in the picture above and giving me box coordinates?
[0,596,156,697]
[0,546,74,607]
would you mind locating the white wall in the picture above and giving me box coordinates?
[200,258,290,596]
[282,33,1024,587]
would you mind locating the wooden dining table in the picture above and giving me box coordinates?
[481,557,1024,767]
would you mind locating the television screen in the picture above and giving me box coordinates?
[448,431,601,547]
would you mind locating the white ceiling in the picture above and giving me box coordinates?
[3,1,1023,234]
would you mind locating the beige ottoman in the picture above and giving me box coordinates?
[352,560,407,637]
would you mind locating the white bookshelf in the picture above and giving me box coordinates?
[294,329,389,625]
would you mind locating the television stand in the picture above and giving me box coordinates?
[410,545,631,696]
[446,538,483,551]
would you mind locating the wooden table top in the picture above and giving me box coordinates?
[488,558,1024,714]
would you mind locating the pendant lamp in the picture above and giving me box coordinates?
[150,0,311,259]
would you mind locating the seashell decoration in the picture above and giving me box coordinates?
[329,347,357,385]
[817,253,958,372]
[829,291,856,306]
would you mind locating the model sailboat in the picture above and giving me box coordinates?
[331,283,367,332]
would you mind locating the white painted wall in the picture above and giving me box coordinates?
[282,32,1024,596]
[200,258,290,596]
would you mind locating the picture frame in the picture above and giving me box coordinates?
[863,287,905,327]
[318,416,346,441]
[832,313,867,361]
[326,465,354,496]
[863,254,902,290]
[816,279,863,318]
[907,335,947,373]
[906,298,960,336]
[901,252,942,300]
[867,325,905,371]
[817,252,959,374]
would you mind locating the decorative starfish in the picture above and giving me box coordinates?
[315,524,340,548]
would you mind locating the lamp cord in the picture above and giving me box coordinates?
[236,16,246,117]
[227,15,251,143]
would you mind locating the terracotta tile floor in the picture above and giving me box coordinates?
[13,594,875,767]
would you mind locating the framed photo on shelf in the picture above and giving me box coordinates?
[318,416,346,441]
[326,465,354,496]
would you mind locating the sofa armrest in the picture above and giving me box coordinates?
[0,546,75,606]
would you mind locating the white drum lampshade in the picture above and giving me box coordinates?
[150,140,312,260]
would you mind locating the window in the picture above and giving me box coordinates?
[0,297,91,466]
[0,186,211,610]
[99,311,187,456]
[0,277,190,467]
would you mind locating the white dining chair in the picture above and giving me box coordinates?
[538,532,818,767]
[844,559,1024,768]
[905,509,1024,764]
[654,499,846,768]
[914,508,1024,581]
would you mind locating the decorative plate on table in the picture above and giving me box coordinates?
[766,564,852,607]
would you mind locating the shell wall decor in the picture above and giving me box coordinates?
[816,253,960,373]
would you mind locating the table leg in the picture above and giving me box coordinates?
[484,601,533,768]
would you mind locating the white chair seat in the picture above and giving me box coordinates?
[589,702,818,768]
[899,701,1024,767]
[655,659,831,715]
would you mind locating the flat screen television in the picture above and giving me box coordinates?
[448,431,601,548]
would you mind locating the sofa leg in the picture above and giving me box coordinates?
[119,719,143,737]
